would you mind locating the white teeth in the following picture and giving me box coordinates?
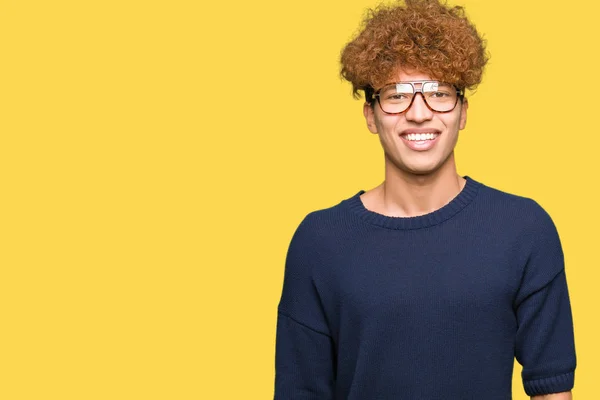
[404,133,439,141]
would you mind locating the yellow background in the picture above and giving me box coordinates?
[0,0,597,398]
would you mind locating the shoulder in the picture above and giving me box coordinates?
[474,182,564,273]
[285,191,363,263]
[292,192,358,237]
[282,197,355,284]
[476,182,566,288]
[476,181,557,232]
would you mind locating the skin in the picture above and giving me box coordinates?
[532,393,572,399]
[361,69,573,400]
[360,69,468,217]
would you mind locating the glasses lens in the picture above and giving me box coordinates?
[378,83,413,114]
[422,82,457,112]
[377,82,458,113]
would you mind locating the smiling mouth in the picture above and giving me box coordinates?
[398,131,441,151]
[401,132,440,141]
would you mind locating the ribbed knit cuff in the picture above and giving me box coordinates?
[524,371,575,396]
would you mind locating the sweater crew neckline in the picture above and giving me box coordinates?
[344,175,481,230]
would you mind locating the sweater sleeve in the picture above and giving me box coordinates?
[513,202,577,396]
[274,214,336,399]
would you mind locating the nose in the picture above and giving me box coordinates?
[405,93,433,123]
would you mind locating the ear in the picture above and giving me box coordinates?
[363,102,379,134]
[459,97,469,130]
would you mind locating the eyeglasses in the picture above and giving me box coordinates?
[373,81,464,114]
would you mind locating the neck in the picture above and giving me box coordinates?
[377,153,465,218]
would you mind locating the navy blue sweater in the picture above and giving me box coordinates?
[275,176,576,399]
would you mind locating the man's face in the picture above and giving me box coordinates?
[363,69,468,176]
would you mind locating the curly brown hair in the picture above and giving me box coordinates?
[340,0,489,102]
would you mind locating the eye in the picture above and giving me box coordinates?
[430,91,450,98]
[382,92,411,102]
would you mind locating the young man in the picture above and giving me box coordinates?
[274,0,576,399]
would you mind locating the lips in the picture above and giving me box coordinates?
[400,128,442,136]
[403,132,440,142]
[399,129,441,151]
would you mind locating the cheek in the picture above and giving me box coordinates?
[376,116,399,135]
[441,114,462,132]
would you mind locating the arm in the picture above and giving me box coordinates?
[274,215,335,399]
[531,392,572,400]
[514,202,576,397]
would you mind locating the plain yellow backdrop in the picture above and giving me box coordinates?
[0,0,597,398]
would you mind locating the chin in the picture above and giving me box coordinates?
[401,160,443,175]
[386,151,447,176]
[405,168,439,176]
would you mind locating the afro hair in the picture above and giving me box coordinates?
[340,0,489,102]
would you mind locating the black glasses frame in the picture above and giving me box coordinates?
[373,81,464,115]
